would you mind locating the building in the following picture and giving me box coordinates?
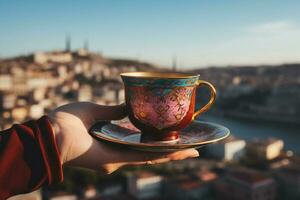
[194,170,218,182]
[11,107,28,122]
[0,49,155,130]
[127,171,163,199]
[29,104,44,119]
[205,136,246,161]
[33,51,73,64]
[164,170,217,200]
[30,87,47,102]
[82,185,98,199]
[77,84,93,101]
[97,178,125,198]
[0,91,16,110]
[93,81,124,104]
[0,75,13,91]
[246,138,284,161]
[215,168,277,200]
[26,75,57,90]
[99,184,123,197]
[273,165,300,199]
[165,178,209,200]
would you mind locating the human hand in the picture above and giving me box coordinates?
[48,102,199,174]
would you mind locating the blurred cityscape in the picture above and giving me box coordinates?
[2,42,300,200]
[191,64,300,124]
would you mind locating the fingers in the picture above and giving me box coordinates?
[68,137,199,175]
[101,148,199,174]
[126,148,199,166]
[91,103,127,121]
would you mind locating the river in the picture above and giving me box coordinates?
[199,114,300,153]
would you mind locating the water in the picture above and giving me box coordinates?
[199,114,300,153]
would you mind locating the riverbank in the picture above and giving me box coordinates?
[200,113,300,153]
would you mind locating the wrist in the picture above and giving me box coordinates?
[48,113,65,165]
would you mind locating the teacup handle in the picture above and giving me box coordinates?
[192,80,216,120]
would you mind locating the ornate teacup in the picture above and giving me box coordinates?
[120,72,216,143]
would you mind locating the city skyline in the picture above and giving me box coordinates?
[1,0,300,68]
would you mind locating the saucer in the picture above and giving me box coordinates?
[90,119,230,152]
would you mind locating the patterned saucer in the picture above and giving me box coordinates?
[90,119,230,152]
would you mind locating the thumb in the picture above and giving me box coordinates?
[91,103,127,122]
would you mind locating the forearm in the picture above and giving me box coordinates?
[0,116,63,199]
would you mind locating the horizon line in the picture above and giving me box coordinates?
[1,49,300,69]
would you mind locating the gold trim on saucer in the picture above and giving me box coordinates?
[120,72,200,79]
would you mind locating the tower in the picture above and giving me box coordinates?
[172,54,177,72]
[66,35,71,52]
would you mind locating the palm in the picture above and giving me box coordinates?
[48,102,199,174]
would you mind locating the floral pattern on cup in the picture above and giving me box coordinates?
[128,86,194,129]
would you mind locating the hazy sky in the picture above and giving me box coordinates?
[1,0,300,68]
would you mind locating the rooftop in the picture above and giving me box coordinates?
[249,137,283,146]
[177,180,203,190]
[228,168,273,185]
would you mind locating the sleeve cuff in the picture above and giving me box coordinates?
[36,116,63,184]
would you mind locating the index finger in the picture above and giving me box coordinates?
[111,148,199,164]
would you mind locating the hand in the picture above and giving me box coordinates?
[48,102,199,174]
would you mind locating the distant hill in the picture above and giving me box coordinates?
[190,63,300,73]
[0,50,161,72]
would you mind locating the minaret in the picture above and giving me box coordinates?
[66,35,71,52]
[172,54,177,72]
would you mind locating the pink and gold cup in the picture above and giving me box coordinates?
[121,72,216,143]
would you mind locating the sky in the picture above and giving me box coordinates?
[1,0,300,68]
